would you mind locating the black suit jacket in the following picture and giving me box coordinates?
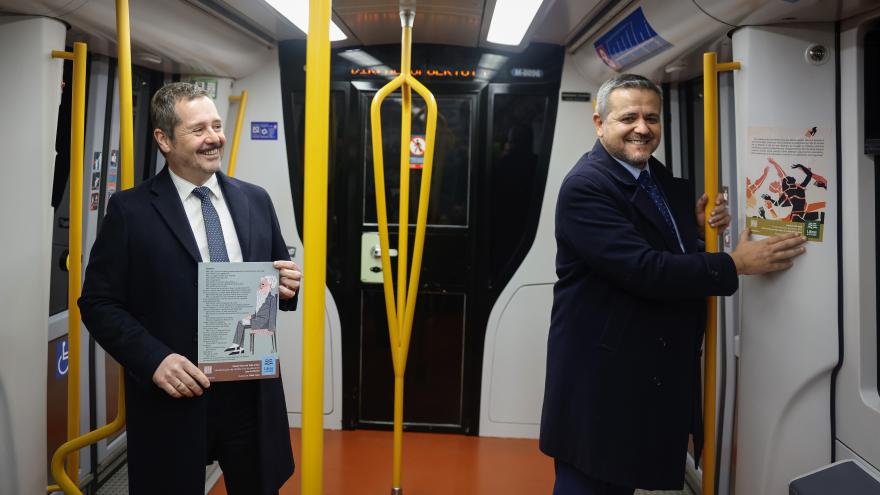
[79,167,295,493]
[539,140,738,489]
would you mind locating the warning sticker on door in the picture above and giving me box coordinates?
[744,126,830,242]
[409,134,425,169]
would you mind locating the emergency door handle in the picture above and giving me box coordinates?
[371,245,398,258]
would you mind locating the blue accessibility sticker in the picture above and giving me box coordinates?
[261,355,277,375]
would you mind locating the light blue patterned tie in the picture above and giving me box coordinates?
[192,186,229,262]
[637,170,683,252]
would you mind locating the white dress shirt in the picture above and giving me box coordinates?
[168,169,244,262]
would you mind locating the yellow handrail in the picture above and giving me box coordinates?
[49,1,136,491]
[702,51,740,495]
[370,7,437,494]
[301,0,332,493]
[49,41,87,489]
[226,90,248,177]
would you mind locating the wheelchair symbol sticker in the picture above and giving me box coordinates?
[55,338,69,379]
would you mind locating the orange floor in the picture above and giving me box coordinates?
[208,428,554,495]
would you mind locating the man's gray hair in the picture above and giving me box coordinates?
[150,82,210,139]
[261,275,278,290]
[595,74,662,119]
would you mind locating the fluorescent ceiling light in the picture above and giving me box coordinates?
[338,49,383,67]
[265,0,347,41]
[486,0,543,46]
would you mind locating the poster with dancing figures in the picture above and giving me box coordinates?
[744,126,830,242]
[197,262,280,381]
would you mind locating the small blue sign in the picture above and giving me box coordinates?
[55,337,69,379]
[251,122,278,140]
[261,355,277,376]
[594,7,672,72]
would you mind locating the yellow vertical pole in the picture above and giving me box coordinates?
[301,0,331,493]
[227,90,248,177]
[116,0,134,191]
[392,12,414,492]
[51,41,88,485]
[702,51,740,495]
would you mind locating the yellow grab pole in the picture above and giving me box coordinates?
[227,90,248,177]
[301,0,331,493]
[370,7,437,494]
[49,42,87,487]
[702,51,740,495]
[117,0,134,191]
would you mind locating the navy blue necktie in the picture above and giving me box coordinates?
[637,170,683,252]
[192,186,229,262]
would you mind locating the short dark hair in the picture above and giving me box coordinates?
[595,74,662,119]
[150,82,210,139]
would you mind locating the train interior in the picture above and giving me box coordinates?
[1,0,880,493]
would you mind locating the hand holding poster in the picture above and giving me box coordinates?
[198,262,280,381]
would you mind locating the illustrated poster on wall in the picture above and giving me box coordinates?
[745,126,829,241]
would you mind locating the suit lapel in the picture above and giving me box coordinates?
[591,142,683,253]
[651,162,698,253]
[151,167,202,262]
[218,173,251,261]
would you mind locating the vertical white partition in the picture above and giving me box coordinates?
[732,24,838,495]
[0,15,65,495]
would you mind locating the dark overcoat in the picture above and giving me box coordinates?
[79,167,295,493]
[539,140,738,490]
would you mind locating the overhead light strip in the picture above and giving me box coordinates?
[265,0,347,41]
[486,0,544,46]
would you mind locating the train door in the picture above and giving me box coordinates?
[280,42,562,434]
[355,83,478,433]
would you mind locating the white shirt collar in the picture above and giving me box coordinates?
[167,168,221,202]
[611,155,649,181]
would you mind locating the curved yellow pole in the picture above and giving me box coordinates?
[301,0,332,494]
[49,42,87,488]
[702,51,740,495]
[50,0,137,489]
[226,90,248,177]
[370,8,437,494]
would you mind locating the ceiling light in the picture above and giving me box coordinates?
[486,0,544,46]
[338,49,383,67]
[264,0,347,41]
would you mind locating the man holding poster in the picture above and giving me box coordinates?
[79,82,300,495]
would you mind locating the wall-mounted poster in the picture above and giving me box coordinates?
[745,126,830,241]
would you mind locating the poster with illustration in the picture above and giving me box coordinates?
[744,126,830,242]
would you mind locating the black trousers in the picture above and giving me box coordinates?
[552,460,634,495]
[206,380,278,495]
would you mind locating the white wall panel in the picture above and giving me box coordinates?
[228,50,343,429]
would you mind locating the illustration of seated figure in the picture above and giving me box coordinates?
[225,275,278,356]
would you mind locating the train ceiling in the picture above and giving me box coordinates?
[0,0,878,78]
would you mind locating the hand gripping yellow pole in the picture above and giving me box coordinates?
[226,90,248,177]
[370,7,437,495]
[702,51,740,495]
[301,0,332,494]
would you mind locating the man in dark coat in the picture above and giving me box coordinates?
[79,82,301,494]
[539,74,807,494]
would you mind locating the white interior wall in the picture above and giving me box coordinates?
[732,24,839,495]
[479,54,598,438]
[0,15,65,495]
[837,7,880,474]
[226,50,342,429]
